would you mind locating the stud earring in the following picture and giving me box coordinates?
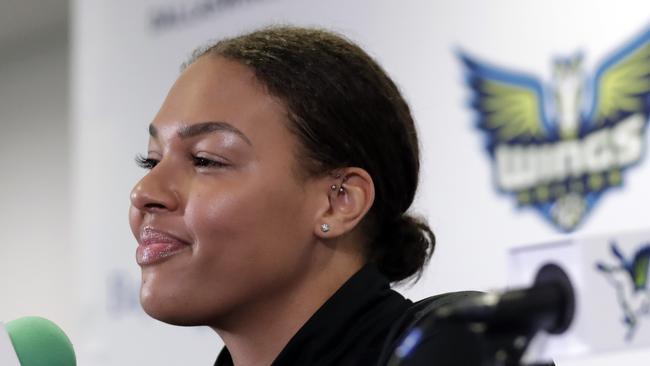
[320,223,331,233]
[331,184,346,194]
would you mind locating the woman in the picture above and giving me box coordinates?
[129,26,471,366]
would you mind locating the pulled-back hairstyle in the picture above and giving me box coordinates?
[186,26,435,283]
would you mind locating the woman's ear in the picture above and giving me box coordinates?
[314,167,375,239]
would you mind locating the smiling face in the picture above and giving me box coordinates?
[129,56,328,327]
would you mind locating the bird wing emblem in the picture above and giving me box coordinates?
[587,28,650,128]
[460,53,554,154]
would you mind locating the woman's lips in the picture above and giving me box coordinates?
[136,243,190,265]
[136,228,191,266]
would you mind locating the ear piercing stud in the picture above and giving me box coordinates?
[330,184,345,193]
[330,173,347,194]
[320,223,331,233]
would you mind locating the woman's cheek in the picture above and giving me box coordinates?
[185,189,253,259]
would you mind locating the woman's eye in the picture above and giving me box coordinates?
[135,154,159,170]
[134,154,227,170]
[192,156,228,168]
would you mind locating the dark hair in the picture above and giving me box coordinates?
[187,26,435,283]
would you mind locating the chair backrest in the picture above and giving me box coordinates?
[376,291,483,365]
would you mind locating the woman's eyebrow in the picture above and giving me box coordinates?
[148,121,252,146]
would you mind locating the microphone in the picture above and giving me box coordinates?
[0,317,76,366]
[434,263,575,335]
[389,263,574,366]
[390,230,650,366]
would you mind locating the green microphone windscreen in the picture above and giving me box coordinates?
[5,317,76,366]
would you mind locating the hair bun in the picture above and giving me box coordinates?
[371,214,435,283]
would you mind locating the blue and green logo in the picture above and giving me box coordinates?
[460,27,650,231]
[596,242,650,340]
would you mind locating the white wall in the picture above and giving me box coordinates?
[0,28,76,335]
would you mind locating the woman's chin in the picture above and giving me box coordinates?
[139,287,204,326]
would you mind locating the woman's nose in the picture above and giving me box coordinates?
[130,167,180,213]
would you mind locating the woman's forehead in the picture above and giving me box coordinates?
[151,57,291,145]
[163,57,271,114]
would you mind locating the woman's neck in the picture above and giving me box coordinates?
[212,251,365,366]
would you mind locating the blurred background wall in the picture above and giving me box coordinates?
[0,0,74,338]
[1,0,650,365]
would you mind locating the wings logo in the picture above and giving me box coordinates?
[460,27,650,231]
[596,242,650,340]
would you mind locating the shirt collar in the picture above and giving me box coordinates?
[215,264,410,365]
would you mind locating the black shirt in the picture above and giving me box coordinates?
[214,265,480,366]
